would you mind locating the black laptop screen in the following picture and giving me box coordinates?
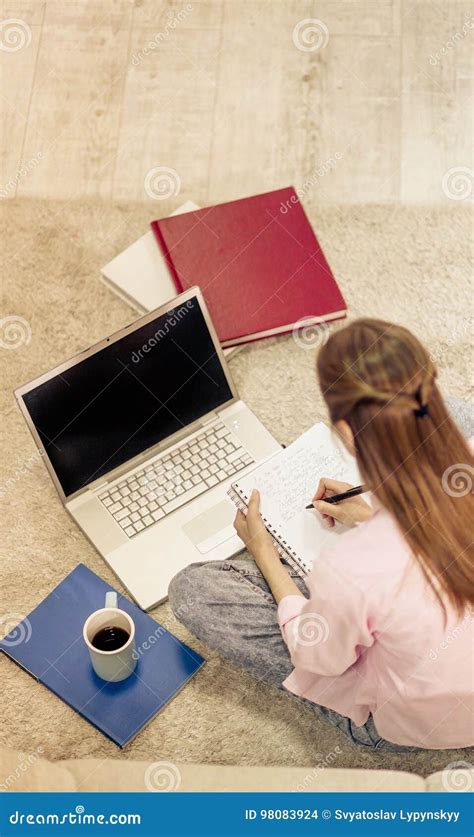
[21,298,234,497]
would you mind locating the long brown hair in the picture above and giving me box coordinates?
[317,318,474,616]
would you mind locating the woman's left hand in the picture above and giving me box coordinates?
[233,489,278,565]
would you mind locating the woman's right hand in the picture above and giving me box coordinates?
[311,478,373,527]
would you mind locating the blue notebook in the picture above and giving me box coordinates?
[0,564,205,747]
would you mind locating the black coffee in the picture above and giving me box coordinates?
[92,625,130,652]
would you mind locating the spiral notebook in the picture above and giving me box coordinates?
[227,423,361,575]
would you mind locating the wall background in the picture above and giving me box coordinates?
[1,0,473,206]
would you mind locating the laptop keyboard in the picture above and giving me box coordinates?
[98,422,254,538]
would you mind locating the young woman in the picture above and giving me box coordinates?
[169,319,474,750]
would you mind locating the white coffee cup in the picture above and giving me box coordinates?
[83,592,137,682]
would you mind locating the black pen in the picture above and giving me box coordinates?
[305,484,368,510]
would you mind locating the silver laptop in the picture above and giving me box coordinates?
[15,288,280,610]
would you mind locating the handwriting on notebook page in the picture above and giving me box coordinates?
[241,435,352,526]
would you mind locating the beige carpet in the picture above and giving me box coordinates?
[1,198,472,779]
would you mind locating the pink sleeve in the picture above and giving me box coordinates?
[277,559,375,677]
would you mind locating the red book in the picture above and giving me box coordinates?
[151,186,346,347]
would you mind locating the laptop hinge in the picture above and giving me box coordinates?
[202,411,219,426]
[91,479,108,494]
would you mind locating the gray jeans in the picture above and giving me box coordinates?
[168,396,472,751]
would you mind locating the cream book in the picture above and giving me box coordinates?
[100,201,201,314]
[228,422,362,575]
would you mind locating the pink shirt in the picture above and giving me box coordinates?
[278,506,473,749]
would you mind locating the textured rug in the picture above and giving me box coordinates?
[1,198,472,779]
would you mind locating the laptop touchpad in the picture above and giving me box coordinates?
[182,500,237,554]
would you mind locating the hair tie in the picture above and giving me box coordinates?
[414,403,429,419]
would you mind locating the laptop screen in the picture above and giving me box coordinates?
[21,297,234,497]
